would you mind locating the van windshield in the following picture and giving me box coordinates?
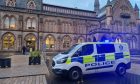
[61,44,78,54]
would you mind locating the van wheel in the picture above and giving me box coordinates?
[116,64,126,76]
[68,67,82,81]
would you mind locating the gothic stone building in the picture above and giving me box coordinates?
[0,0,140,54]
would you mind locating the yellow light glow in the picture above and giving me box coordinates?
[10,24,16,29]
[32,37,35,41]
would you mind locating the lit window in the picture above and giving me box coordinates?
[45,35,55,49]
[10,17,16,29]
[25,34,36,51]
[3,33,15,49]
[78,37,84,43]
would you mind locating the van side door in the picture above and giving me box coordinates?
[96,44,115,73]
[72,44,97,74]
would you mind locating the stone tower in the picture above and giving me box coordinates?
[106,0,113,26]
[134,3,139,20]
[94,0,100,13]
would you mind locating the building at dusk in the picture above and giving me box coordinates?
[0,0,139,54]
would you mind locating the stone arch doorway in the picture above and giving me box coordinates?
[2,32,15,50]
[24,34,36,51]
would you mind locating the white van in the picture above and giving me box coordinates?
[52,42,131,80]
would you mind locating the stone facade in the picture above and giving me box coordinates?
[0,0,139,54]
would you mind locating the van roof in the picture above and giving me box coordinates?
[77,42,127,45]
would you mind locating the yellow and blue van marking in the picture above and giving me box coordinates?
[65,52,130,70]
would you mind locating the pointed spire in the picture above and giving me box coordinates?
[94,0,100,12]
[106,0,111,6]
[134,3,139,11]
[94,0,99,6]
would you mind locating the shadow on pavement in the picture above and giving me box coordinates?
[48,72,140,84]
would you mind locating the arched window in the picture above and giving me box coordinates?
[25,34,36,51]
[4,17,10,28]
[6,0,16,7]
[27,18,32,29]
[132,36,137,49]
[4,16,16,29]
[63,36,71,48]
[45,35,55,49]
[27,1,36,9]
[2,33,15,50]
[126,39,131,49]
[32,19,36,28]
[10,17,16,29]
[26,18,36,29]
[78,37,85,43]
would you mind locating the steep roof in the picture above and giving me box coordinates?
[98,0,117,17]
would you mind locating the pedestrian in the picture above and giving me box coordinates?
[22,46,26,55]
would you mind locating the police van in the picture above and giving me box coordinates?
[52,42,131,80]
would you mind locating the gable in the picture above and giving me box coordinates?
[113,0,134,13]
[112,0,137,21]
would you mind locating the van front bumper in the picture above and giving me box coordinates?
[52,69,68,76]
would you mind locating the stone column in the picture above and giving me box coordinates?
[39,34,43,51]
[18,35,22,52]
[57,35,61,51]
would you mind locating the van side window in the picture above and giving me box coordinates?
[74,44,93,57]
[96,44,115,54]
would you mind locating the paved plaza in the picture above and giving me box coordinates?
[0,55,140,84]
[0,55,49,84]
[0,75,47,84]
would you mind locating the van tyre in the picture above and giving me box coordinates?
[116,64,126,76]
[68,67,82,81]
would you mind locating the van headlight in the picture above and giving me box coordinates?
[56,57,68,64]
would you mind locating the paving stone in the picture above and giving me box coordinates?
[0,75,47,84]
